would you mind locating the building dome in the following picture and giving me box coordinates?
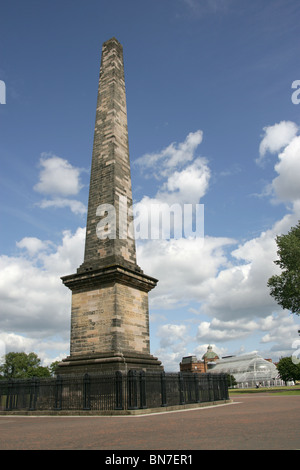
[202,345,219,361]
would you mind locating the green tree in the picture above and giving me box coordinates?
[267,221,300,315]
[226,374,237,388]
[276,356,300,384]
[49,360,60,376]
[0,352,51,379]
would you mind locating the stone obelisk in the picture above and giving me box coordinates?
[58,38,162,374]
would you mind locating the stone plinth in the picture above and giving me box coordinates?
[58,266,162,374]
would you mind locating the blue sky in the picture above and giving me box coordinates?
[1,0,300,370]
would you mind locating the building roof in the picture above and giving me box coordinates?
[209,353,278,383]
[202,345,218,360]
[181,356,198,364]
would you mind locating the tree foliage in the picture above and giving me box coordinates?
[226,374,237,388]
[0,352,51,379]
[276,356,300,383]
[49,361,60,376]
[267,221,300,315]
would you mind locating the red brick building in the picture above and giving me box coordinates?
[180,345,219,374]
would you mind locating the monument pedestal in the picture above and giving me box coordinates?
[57,265,163,375]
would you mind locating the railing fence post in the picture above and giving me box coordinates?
[83,373,91,410]
[208,374,214,402]
[29,377,39,411]
[194,374,200,403]
[6,379,13,411]
[54,375,62,410]
[222,373,229,400]
[161,371,167,407]
[178,372,185,405]
[115,371,123,410]
[139,370,147,409]
[127,370,138,410]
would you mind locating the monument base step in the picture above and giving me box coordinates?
[56,351,163,375]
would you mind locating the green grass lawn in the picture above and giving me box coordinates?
[229,387,300,396]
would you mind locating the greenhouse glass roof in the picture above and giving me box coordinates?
[210,353,278,383]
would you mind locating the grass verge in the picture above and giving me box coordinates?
[229,387,300,396]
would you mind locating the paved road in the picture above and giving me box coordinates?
[0,395,299,450]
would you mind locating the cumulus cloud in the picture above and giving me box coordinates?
[154,323,193,371]
[0,332,68,366]
[272,136,300,202]
[135,130,204,179]
[38,197,87,215]
[207,123,300,336]
[134,127,300,323]
[157,324,189,348]
[34,153,87,215]
[2,123,300,369]
[0,228,85,363]
[137,236,234,308]
[260,314,298,352]
[204,122,300,327]
[257,121,299,165]
[158,157,210,205]
[256,121,300,204]
[186,210,300,324]
[135,123,300,369]
[133,130,210,239]
[34,153,84,196]
[197,318,258,343]
[16,237,52,257]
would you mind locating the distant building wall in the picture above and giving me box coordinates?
[180,356,207,373]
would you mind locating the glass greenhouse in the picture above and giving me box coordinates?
[209,353,280,387]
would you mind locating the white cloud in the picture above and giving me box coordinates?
[135,130,203,178]
[135,128,298,322]
[37,197,87,215]
[260,312,300,358]
[197,318,258,343]
[16,237,52,256]
[135,124,300,367]
[137,236,234,308]
[155,349,187,372]
[34,153,87,215]
[157,324,188,348]
[195,313,299,360]
[2,124,300,369]
[182,0,232,17]
[256,121,300,204]
[133,130,210,239]
[158,157,210,205]
[192,211,300,322]
[257,121,299,165]
[34,153,84,196]
[272,136,300,202]
[0,228,85,352]
[154,323,193,371]
[0,332,69,366]
[41,228,85,274]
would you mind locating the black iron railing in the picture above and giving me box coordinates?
[0,371,229,412]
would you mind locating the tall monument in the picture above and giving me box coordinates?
[58,38,162,374]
